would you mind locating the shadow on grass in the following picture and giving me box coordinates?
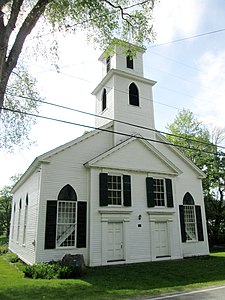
[1,254,225,300]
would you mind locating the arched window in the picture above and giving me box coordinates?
[23,194,29,245]
[129,83,139,106]
[183,192,194,205]
[57,185,77,248]
[45,185,87,250]
[17,198,22,242]
[106,56,110,73]
[58,184,77,201]
[11,203,16,240]
[183,193,196,241]
[126,53,134,69]
[180,192,204,243]
[102,88,107,111]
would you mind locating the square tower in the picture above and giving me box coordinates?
[92,40,156,145]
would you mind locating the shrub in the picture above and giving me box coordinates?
[0,243,8,255]
[23,261,82,279]
[6,252,19,263]
[24,263,57,279]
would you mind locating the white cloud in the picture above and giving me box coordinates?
[153,0,205,43]
[195,51,225,128]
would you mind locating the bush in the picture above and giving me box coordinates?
[0,243,8,255]
[23,261,83,279]
[6,252,19,263]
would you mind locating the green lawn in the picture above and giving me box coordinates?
[1,253,225,300]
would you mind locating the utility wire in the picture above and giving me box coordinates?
[148,28,225,48]
[1,104,223,154]
[5,92,225,151]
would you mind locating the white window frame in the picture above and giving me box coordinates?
[108,174,123,206]
[56,200,77,248]
[183,204,197,241]
[153,178,166,207]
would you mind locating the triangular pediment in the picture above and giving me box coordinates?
[85,137,182,176]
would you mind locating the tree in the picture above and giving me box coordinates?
[204,150,225,244]
[166,109,214,169]
[166,109,225,246]
[0,186,12,237]
[0,174,22,237]
[0,0,156,149]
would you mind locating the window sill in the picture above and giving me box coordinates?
[146,209,175,216]
[99,208,133,214]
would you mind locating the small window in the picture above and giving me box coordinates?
[102,88,107,111]
[106,56,110,73]
[108,175,122,205]
[129,83,139,106]
[126,55,134,69]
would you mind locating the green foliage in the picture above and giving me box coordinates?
[166,109,225,245]
[45,0,156,48]
[0,185,12,237]
[0,243,8,255]
[6,252,19,263]
[1,62,41,151]
[0,0,157,150]
[24,261,82,279]
[166,109,214,168]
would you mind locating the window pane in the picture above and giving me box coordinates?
[184,205,197,241]
[153,179,165,206]
[108,175,122,205]
[57,201,76,247]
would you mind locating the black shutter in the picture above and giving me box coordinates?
[123,175,131,206]
[77,202,87,248]
[146,177,155,207]
[166,178,174,208]
[45,201,57,249]
[195,205,204,241]
[179,205,186,243]
[99,173,108,206]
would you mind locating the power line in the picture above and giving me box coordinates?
[148,28,225,48]
[6,91,225,151]
[2,102,224,153]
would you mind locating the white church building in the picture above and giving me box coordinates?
[9,41,209,266]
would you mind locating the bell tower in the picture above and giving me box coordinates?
[92,40,156,145]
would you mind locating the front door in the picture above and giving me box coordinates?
[155,222,169,257]
[107,222,123,261]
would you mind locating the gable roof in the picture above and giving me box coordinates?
[155,132,206,179]
[12,122,114,192]
[84,136,182,176]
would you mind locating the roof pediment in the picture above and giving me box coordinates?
[84,137,182,176]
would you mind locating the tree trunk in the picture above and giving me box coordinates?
[0,0,50,113]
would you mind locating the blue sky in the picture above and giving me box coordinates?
[1,0,225,186]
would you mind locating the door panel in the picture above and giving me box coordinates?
[107,222,123,261]
[155,222,169,257]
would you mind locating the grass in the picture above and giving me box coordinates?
[1,253,225,300]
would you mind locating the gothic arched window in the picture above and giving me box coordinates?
[102,88,107,111]
[129,83,139,106]
[179,192,204,243]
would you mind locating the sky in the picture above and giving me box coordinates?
[1,0,225,187]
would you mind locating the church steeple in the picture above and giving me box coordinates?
[92,40,156,145]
